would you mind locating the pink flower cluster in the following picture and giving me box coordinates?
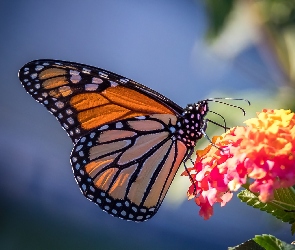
[183,109,295,219]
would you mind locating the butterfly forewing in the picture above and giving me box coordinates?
[18,60,181,143]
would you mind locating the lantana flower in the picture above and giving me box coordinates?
[183,109,295,220]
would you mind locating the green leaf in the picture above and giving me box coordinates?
[203,0,235,41]
[229,235,295,250]
[253,234,295,250]
[237,187,295,234]
[228,239,264,250]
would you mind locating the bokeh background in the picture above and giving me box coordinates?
[1,0,295,249]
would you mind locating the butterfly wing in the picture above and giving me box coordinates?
[18,59,183,143]
[19,59,190,221]
[71,114,188,221]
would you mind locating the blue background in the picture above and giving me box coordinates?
[0,1,292,249]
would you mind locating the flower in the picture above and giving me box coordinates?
[183,109,295,220]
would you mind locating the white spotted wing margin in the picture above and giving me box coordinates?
[70,115,188,222]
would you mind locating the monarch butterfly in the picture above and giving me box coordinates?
[18,59,242,222]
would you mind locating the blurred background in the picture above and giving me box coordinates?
[1,0,295,249]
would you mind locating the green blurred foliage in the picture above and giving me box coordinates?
[203,0,235,40]
[204,0,295,86]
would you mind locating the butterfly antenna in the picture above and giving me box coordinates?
[206,98,250,116]
[207,118,229,131]
[208,110,228,131]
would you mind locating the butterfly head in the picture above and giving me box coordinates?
[175,100,209,148]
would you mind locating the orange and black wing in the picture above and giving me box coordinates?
[71,114,188,221]
[18,59,192,221]
[18,59,183,143]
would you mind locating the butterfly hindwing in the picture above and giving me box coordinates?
[70,115,188,221]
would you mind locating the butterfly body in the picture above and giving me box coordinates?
[19,59,209,221]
